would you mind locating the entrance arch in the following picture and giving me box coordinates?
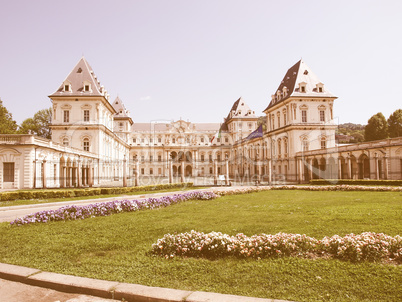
[319,158,326,179]
[350,155,358,179]
[358,154,370,179]
[185,165,192,176]
[312,158,319,179]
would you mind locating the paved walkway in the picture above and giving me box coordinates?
[0,277,119,302]
[0,186,292,302]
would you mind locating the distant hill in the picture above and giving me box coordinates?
[336,123,365,143]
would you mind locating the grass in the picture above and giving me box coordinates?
[0,190,401,301]
[0,187,203,208]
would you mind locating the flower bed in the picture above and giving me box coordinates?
[211,185,402,197]
[10,191,217,226]
[152,231,402,263]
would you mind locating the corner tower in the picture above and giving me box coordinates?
[49,57,117,153]
[263,60,338,157]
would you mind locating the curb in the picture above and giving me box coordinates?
[0,263,291,302]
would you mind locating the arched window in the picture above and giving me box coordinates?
[320,137,327,149]
[284,138,288,154]
[62,137,69,147]
[277,139,282,155]
[83,138,90,151]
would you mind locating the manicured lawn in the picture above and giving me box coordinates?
[0,190,401,301]
[0,187,203,208]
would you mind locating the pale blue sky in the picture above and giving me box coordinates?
[0,0,401,125]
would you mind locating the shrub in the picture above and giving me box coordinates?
[310,179,402,186]
[0,182,192,202]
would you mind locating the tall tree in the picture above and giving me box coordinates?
[18,108,52,139]
[364,112,388,141]
[0,99,18,134]
[387,109,402,138]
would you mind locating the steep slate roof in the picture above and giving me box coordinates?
[112,96,130,118]
[264,60,336,111]
[50,57,106,97]
[113,96,133,125]
[221,97,256,131]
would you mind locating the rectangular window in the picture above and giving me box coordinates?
[319,87,323,92]
[278,116,280,128]
[63,110,69,123]
[158,137,162,143]
[172,138,176,143]
[302,141,309,152]
[83,141,89,151]
[141,168,144,175]
[158,155,162,162]
[320,110,325,122]
[284,113,287,125]
[150,168,153,175]
[150,138,153,143]
[133,138,136,143]
[84,110,90,122]
[201,137,204,143]
[209,154,212,162]
[150,156,153,162]
[201,154,205,162]
[84,85,90,91]
[225,137,229,143]
[3,162,14,182]
[158,168,162,175]
[141,156,145,162]
[54,164,57,182]
[321,140,326,149]
[302,110,307,123]
[217,138,221,143]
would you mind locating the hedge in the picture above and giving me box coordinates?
[309,179,402,186]
[0,183,193,202]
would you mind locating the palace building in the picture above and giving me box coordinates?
[0,57,401,189]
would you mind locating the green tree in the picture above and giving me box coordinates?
[364,112,388,141]
[0,99,18,134]
[18,108,52,139]
[387,109,402,138]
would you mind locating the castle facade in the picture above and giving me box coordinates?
[0,58,401,189]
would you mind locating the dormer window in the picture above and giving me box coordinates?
[63,82,71,92]
[299,82,307,93]
[316,83,324,93]
[83,81,92,92]
[282,86,288,97]
[276,90,281,100]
